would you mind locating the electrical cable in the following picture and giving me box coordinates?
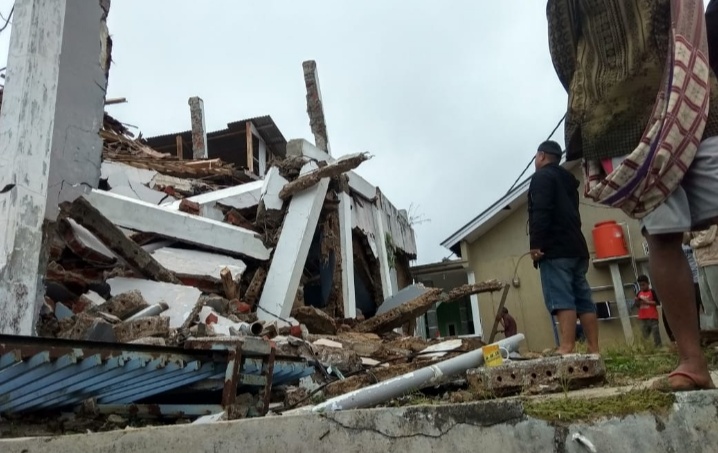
[505,113,566,195]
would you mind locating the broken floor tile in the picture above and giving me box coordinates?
[107,277,202,329]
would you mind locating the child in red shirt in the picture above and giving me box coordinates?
[636,275,661,347]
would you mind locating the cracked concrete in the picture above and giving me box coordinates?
[3,390,718,452]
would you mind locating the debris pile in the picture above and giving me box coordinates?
[39,113,503,354]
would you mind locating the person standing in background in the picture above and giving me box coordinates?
[691,225,718,329]
[496,307,518,338]
[528,140,599,355]
[636,275,662,347]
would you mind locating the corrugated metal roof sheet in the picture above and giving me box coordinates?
[144,115,287,160]
[0,335,313,414]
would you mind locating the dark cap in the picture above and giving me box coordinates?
[537,140,563,157]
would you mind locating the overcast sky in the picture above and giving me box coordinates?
[0,0,569,264]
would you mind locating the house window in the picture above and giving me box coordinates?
[447,323,457,337]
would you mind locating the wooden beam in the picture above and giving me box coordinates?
[85,189,271,261]
[175,135,183,160]
[278,152,371,201]
[246,121,254,173]
[105,97,127,105]
[487,284,511,343]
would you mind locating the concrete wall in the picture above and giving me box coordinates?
[4,391,718,453]
[463,165,670,351]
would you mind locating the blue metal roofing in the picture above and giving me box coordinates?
[0,335,313,414]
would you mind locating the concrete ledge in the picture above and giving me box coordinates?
[3,391,718,452]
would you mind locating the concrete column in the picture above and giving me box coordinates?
[466,270,484,337]
[302,60,331,155]
[188,96,208,159]
[0,0,110,335]
[426,304,439,338]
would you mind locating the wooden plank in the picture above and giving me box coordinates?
[488,284,511,343]
[278,153,370,201]
[175,135,183,160]
[246,121,254,173]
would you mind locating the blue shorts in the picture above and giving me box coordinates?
[539,257,596,315]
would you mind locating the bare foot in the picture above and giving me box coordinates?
[652,365,715,392]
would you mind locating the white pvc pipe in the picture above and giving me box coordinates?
[294,334,525,414]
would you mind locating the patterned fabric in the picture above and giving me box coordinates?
[547,0,717,218]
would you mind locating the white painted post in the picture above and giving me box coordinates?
[466,270,484,338]
[339,191,356,318]
[609,262,634,344]
[257,162,331,323]
[188,96,208,159]
[0,0,110,335]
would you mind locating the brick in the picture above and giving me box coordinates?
[113,316,170,343]
[467,354,606,396]
[93,290,149,319]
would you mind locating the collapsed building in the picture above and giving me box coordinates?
[0,2,511,431]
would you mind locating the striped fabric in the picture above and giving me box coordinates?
[548,0,712,219]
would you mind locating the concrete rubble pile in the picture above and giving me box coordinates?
[29,107,507,402]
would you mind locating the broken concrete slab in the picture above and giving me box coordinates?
[64,197,181,284]
[85,190,271,261]
[165,181,263,221]
[107,277,202,329]
[113,316,170,343]
[93,291,149,320]
[291,306,337,335]
[312,344,363,374]
[109,179,176,205]
[257,162,330,324]
[376,284,432,316]
[58,314,116,342]
[313,338,343,349]
[256,167,289,228]
[467,354,606,396]
[150,247,247,292]
[417,339,463,360]
[59,218,117,265]
[101,161,157,187]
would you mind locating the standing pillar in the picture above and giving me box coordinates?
[0,0,111,335]
[188,96,208,159]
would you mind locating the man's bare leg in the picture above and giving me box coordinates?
[555,309,577,354]
[646,233,713,388]
[578,312,600,354]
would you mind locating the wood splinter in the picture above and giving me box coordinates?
[220,267,240,300]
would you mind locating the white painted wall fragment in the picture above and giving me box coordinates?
[338,192,356,318]
[259,167,289,213]
[86,190,271,260]
[0,0,110,335]
[165,180,263,221]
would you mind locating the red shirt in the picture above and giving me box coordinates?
[636,290,659,320]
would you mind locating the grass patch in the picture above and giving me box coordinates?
[602,342,677,385]
[524,389,675,423]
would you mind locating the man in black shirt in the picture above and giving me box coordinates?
[528,140,599,354]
